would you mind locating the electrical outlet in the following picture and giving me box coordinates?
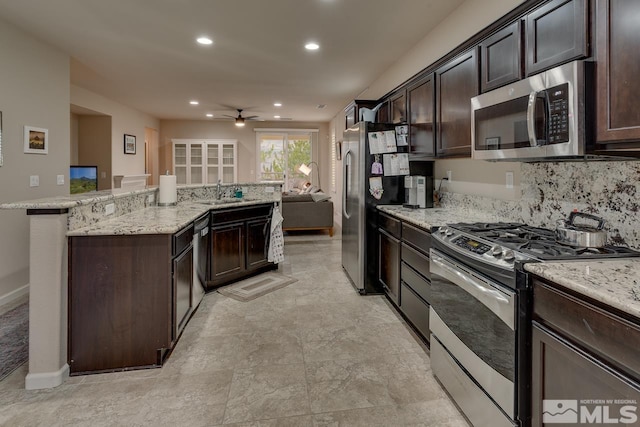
[506,171,514,189]
[30,175,39,187]
[446,170,452,182]
[265,186,275,193]
[105,203,115,215]
[57,175,65,185]
[242,187,248,193]
[147,194,155,204]
[101,171,106,179]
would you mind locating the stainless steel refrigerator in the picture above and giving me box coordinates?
[341,122,406,294]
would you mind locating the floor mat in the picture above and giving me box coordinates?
[217,272,298,302]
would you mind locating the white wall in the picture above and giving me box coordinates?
[70,85,160,186]
[0,18,70,303]
[159,120,331,190]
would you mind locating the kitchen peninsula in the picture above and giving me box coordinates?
[0,182,281,389]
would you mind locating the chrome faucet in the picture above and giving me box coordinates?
[216,179,222,200]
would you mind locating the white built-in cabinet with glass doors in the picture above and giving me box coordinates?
[172,139,237,184]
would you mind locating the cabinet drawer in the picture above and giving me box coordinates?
[211,204,272,225]
[534,280,640,381]
[173,224,194,256]
[400,282,430,340]
[379,212,401,238]
[401,262,431,304]
[401,223,431,254]
[401,243,430,280]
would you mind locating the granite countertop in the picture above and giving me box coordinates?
[67,199,274,236]
[0,187,156,209]
[377,205,501,230]
[525,259,640,319]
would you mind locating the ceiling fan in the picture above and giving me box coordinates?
[223,109,259,127]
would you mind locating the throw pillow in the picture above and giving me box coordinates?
[310,192,331,202]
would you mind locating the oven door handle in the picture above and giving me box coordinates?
[431,252,515,330]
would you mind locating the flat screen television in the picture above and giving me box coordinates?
[70,165,98,194]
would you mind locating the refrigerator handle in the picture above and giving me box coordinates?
[342,149,351,219]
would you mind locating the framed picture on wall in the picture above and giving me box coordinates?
[24,126,48,154]
[124,134,136,154]
[336,141,342,161]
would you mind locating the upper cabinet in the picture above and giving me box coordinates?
[344,100,379,129]
[480,22,522,92]
[407,73,436,157]
[436,49,479,158]
[376,101,390,123]
[173,139,237,185]
[595,0,640,146]
[525,0,589,76]
[390,90,407,124]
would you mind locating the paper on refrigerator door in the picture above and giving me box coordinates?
[368,131,397,154]
[383,153,410,176]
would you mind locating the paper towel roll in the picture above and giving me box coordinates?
[158,175,177,206]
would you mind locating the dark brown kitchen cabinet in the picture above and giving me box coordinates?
[596,0,640,146]
[208,204,275,288]
[407,74,436,157]
[247,217,270,269]
[480,21,522,92]
[390,90,407,124]
[210,222,245,283]
[531,277,640,426]
[436,48,479,158]
[345,100,379,128]
[377,100,389,123]
[525,0,588,76]
[68,225,195,375]
[378,228,401,305]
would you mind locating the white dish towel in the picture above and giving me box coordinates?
[268,204,285,264]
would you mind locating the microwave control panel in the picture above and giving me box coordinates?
[547,83,569,144]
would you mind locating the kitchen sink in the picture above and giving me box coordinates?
[198,198,257,205]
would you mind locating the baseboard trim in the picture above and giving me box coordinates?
[25,363,70,390]
[0,283,29,308]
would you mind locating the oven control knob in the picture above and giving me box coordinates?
[445,229,454,236]
[438,226,447,234]
[503,249,515,262]
[491,246,503,257]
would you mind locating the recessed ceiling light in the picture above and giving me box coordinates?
[196,36,213,45]
[274,115,281,119]
[273,102,282,107]
[189,100,199,105]
[317,104,326,109]
[206,113,214,117]
[305,42,320,51]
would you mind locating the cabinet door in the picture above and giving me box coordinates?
[531,323,640,426]
[480,22,522,92]
[345,104,356,129]
[378,229,401,305]
[390,90,407,124]
[526,0,588,76]
[596,0,640,144]
[408,74,435,157]
[210,222,245,282]
[173,143,188,184]
[436,49,479,158]
[377,101,389,123]
[246,217,270,270]
[173,245,193,340]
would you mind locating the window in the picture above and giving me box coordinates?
[330,129,336,193]
[255,130,317,191]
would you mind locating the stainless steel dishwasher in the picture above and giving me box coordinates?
[192,213,209,308]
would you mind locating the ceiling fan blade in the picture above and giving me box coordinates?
[222,114,236,118]
[245,115,259,120]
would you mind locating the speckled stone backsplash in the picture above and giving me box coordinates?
[176,183,282,203]
[441,161,640,248]
[68,190,155,231]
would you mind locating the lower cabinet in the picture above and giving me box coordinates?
[68,224,195,374]
[531,278,640,426]
[378,228,401,305]
[377,212,432,344]
[208,204,275,288]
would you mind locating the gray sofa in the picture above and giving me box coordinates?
[281,193,334,236]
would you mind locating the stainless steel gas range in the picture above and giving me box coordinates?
[428,222,640,427]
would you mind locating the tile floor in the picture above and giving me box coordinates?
[0,236,468,426]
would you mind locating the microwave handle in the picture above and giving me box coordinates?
[527,90,548,147]
[526,91,540,147]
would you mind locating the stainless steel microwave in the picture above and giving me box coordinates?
[471,60,592,161]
